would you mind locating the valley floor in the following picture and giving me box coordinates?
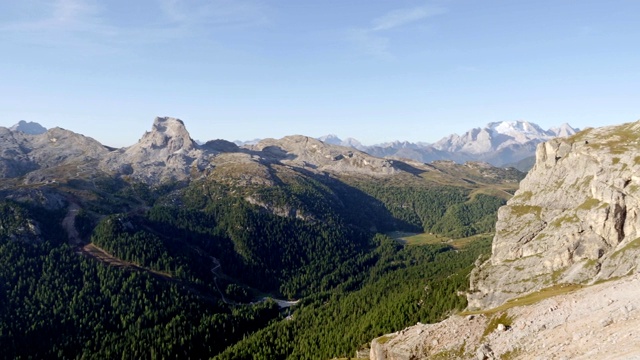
[371,272,640,359]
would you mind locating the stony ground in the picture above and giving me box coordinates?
[371,272,640,359]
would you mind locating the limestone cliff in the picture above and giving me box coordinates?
[102,117,210,183]
[370,120,640,359]
[468,120,640,309]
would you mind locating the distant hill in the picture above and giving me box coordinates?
[10,120,47,135]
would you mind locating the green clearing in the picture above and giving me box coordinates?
[463,283,583,316]
[389,231,493,249]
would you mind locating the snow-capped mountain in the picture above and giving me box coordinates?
[434,120,579,155]
[317,121,579,170]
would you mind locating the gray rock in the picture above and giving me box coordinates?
[468,121,640,310]
[476,344,494,360]
[10,120,47,135]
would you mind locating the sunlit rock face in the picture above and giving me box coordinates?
[468,121,640,310]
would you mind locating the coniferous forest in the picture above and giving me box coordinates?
[0,168,515,359]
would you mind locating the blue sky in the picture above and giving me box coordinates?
[1,0,639,147]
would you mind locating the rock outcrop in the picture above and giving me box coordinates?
[371,274,640,359]
[468,121,640,310]
[250,136,401,176]
[102,117,210,183]
[0,125,109,182]
[370,120,640,359]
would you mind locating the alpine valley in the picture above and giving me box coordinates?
[0,117,523,359]
[0,116,636,359]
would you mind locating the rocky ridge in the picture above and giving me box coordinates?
[3,117,497,186]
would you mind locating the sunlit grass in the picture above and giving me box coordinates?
[388,232,493,249]
[462,283,583,316]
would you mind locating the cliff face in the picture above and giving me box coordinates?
[370,120,640,360]
[468,121,640,309]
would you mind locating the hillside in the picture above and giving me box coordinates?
[371,119,640,359]
[371,274,640,359]
[0,117,523,359]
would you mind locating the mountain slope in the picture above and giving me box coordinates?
[371,273,640,359]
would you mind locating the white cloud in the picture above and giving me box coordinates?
[51,0,98,24]
[158,0,269,29]
[0,0,104,32]
[348,3,446,59]
[371,5,445,32]
[0,0,269,47]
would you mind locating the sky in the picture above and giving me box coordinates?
[1,0,639,147]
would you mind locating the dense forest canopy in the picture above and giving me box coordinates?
[0,165,516,359]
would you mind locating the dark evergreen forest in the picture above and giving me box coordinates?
[0,171,505,359]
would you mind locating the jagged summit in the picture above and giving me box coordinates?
[430,120,579,165]
[487,120,548,137]
[10,120,47,135]
[550,122,579,137]
[317,121,577,168]
[141,116,197,153]
[101,117,204,182]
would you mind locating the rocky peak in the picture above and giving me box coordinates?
[487,120,548,138]
[468,120,640,310]
[142,116,197,153]
[549,123,579,137]
[10,120,47,135]
[101,117,206,183]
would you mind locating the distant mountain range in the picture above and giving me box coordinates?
[319,121,578,171]
[6,119,577,173]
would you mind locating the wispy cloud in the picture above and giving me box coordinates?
[0,0,105,33]
[0,0,269,48]
[158,0,269,29]
[372,5,445,31]
[348,3,446,59]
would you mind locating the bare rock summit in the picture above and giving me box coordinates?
[10,120,47,135]
[102,117,208,183]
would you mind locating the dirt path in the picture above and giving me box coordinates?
[80,243,173,280]
[62,203,81,246]
[209,256,235,305]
